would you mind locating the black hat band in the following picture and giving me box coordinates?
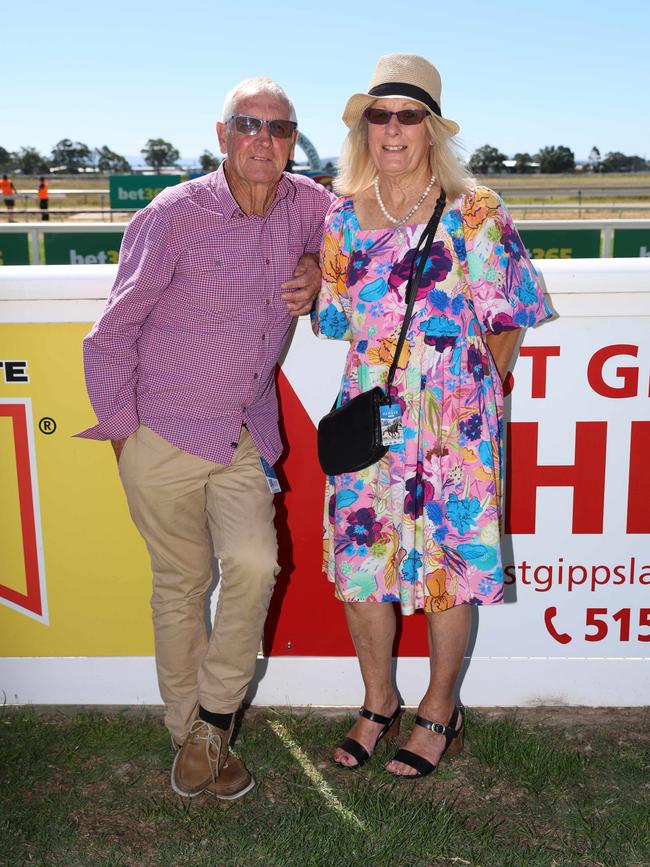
[368,83,441,117]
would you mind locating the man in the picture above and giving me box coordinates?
[1,174,17,222]
[37,177,49,221]
[78,77,333,800]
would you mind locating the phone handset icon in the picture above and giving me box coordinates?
[544,607,572,645]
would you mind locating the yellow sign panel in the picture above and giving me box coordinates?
[0,324,153,656]
[0,414,28,596]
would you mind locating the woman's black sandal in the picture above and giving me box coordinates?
[336,704,403,768]
[389,705,465,778]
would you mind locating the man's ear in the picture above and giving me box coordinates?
[216,121,228,155]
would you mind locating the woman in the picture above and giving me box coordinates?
[313,54,551,778]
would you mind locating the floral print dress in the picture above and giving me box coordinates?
[312,186,552,615]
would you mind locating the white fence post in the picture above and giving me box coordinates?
[30,228,41,265]
[602,224,614,258]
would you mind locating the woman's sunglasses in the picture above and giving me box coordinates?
[364,107,428,126]
[227,114,297,139]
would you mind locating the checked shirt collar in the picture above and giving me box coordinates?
[209,161,297,221]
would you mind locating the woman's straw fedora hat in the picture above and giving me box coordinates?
[342,53,460,136]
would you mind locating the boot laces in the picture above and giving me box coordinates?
[189,719,223,783]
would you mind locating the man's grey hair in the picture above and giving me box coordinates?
[222,76,297,124]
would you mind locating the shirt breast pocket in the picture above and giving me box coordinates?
[283,244,306,274]
[173,246,259,314]
[274,243,307,294]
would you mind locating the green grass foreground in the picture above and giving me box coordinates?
[1,707,648,867]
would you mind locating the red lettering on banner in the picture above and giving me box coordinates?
[265,369,357,657]
[0,402,43,617]
[546,607,650,645]
[587,344,639,398]
[519,346,561,398]
[612,607,631,641]
[506,421,607,534]
[627,421,650,533]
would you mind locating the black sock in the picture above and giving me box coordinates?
[199,706,233,730]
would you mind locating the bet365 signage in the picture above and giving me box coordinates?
[519,229,601,259]
[43,232,124,265]
[0,233,30,266]
[109,175,181,210]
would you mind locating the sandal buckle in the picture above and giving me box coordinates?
[432,722,446,734]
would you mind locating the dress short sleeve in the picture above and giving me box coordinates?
[311,198,353,341]
[461,186,552,333]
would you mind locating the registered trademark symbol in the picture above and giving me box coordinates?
[39,417,57,435]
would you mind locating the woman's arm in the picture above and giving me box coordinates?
[485,328,521,383]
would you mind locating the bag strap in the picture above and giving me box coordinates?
[385,191,447,395]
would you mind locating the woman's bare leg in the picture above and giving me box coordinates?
[333,601,400,767]
[386,603,471,776]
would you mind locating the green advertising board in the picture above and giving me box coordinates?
[0,233,30,265]
[109,175,182,209]
[519,229,601,259]
[44,232,125,265]
[612,229,650,258]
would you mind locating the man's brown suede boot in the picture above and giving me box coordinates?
[204,754,255,800]
[171,717,234,798]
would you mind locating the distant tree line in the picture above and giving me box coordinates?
[0,139,222,174]
[4,136,644,177]
[468,144,648,174]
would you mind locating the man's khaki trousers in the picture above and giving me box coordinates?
[118,424,279,744]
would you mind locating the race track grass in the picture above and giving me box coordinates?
[4,172,650,222]
[1,707,648,866]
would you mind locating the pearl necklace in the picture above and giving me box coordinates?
[373,173,436,226]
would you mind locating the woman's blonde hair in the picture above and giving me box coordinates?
[334,113,470,201]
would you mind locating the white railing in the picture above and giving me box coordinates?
[0,258,648,323]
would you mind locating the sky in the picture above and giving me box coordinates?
[5,0,649,165]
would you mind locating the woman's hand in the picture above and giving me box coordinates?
[281,253,321,316]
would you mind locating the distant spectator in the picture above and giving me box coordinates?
[37,177,49,221]
[1,174,17,222]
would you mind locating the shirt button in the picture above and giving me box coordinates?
[265,258,271,265]
[253,372,259,380]
[230,441,238,448]
[265,298,271,305]
[261,334,266,341]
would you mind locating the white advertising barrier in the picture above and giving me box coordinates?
[1,260,649,706]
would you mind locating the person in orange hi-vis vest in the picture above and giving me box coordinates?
[1,174,17,222]
[37,177,49,221]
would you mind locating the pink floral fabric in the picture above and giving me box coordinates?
[313,186,552,614]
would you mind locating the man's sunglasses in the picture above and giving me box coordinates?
[227,114,297,139]
[363,107,428,126]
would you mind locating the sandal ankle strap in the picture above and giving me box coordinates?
[415,705,462,740]
[359,704,401,726]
